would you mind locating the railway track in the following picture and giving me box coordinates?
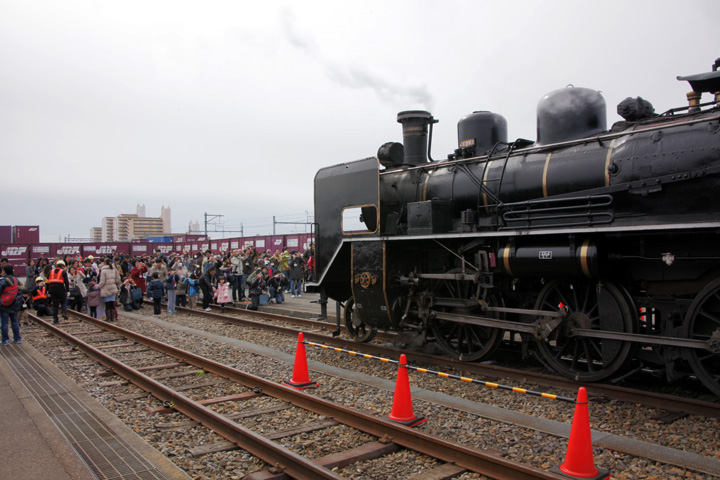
[186,303,720,419]
[31,311,569,480]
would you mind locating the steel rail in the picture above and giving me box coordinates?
[30,314,344,480]
[171,307,720,418]
[47,311,566,480]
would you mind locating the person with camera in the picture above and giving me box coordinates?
[247,271,266,311]
[267,271,287,304]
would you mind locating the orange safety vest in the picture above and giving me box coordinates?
[48,268,64,284]
[32,287,47,301]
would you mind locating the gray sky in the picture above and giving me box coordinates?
[1,0,718,241]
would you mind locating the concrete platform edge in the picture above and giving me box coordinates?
[11,341,192,480]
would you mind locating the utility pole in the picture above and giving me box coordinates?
[204,213,224,236]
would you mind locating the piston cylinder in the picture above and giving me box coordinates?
[499,240,599,278]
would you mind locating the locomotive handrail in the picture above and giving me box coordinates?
[384,112,720,175]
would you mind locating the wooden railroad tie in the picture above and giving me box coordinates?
[147,391,263,415]
[189,419,340,457]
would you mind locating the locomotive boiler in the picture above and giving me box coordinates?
[310,59,720,396]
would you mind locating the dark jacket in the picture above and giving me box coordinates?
[248,276,266,296]
[147,279,165,299]
[289,256,305,280]
[267,275,288,290]
[199,271,214,291]
[165,273,179,291]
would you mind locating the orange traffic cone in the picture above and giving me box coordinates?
[388,354,426,427]
[551,387,610,479]
[282,332,318,389]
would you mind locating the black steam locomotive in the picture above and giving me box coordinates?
[310,59,720,396]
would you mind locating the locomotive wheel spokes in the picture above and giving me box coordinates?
[432,273,504,362]
[683,279,720,397]
[534,279,634,382]
[344,296,377,342]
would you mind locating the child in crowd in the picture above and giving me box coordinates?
[185,274,198,310]
[165,268,179,314]
[214,276,232,312]
[147,272,164,317]
[119,277,139,311]
[86,281,101,318]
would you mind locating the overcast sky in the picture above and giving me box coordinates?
[1,0,718,242]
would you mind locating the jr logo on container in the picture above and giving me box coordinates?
[2,246,27,256]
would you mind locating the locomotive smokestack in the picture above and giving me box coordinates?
[397,110,435,166]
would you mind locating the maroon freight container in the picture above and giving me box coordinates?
[82,244,101,257]
[54,244,82,258]
[253,236,272,253]
[134,243,173,256]
[83,243,131,257]
[299,233,314,252]
[228,238,241,251]
[30,244,54,262]
[131,243,150,256]
[152,243,174,255]
[270,235,285,252]
[0,226,11,244]
[284,234,301,252]
[218,240,231,253]
[0,244,29,275]
[13,225,40,244]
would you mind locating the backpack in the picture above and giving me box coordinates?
[1,276,19,307]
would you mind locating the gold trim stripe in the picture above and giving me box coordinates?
[580,239,591,277]
[502,243,512,276]
[604,138,617,187]
[422,168,434,201]
[482,162,491,214]
[542,152,552,197]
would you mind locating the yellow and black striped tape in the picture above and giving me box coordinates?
[304,340,575,403]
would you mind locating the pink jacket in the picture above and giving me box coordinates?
[214,282,231,304]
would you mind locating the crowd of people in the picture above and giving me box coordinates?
[0,243,315,345]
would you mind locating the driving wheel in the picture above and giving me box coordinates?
[683,278,720,397]
[534,279,634,382]
[431,272,504,362]
[344,296,377,342]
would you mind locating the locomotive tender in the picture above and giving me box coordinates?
[310,59,720,396]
